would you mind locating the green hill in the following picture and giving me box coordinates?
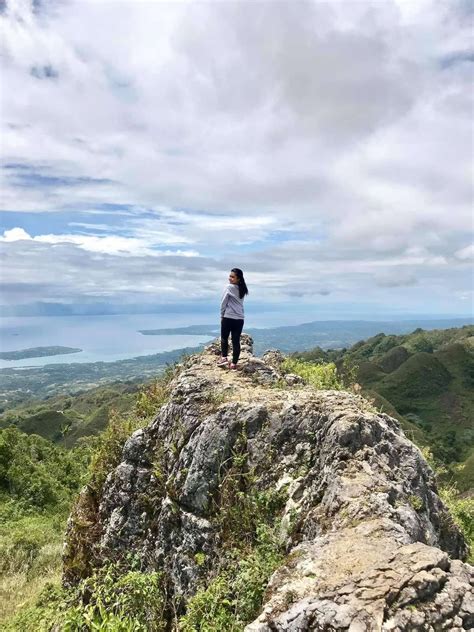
[435,342,474,388]
[376,345,410,373]
[376,352,451,404]
[0,383,140,447]
[355,361,387,385]
[364,389,427,446]
[457,449,474,494]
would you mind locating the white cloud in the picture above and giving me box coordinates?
[455,243,474,260]
[0,0,472,312]
[1,227,31,241]
[0,227,199,256]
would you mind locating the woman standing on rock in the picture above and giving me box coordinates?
[218,268,248,369]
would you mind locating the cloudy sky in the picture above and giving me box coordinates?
[0,0,473,319]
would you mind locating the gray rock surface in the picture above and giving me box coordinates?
[64,337,473,630]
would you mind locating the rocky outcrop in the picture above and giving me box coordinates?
[64,336,473,630]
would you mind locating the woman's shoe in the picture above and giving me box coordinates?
[217,357,229,367]
[229,363,238,370]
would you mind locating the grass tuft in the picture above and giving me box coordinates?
[281,358,344,390]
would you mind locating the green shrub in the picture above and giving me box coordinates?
[5,564,167,631]
[88,410,143,495]
[439,484,474,564]
[179,525,283,631]
[215,433,286,549]
[134,379,170,420]
[65,564,166,631]
[0,427,91,511]
[231,525,284,622]
[179,575,239,632]
[281,358,343,390]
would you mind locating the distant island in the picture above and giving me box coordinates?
[0,346,82,361]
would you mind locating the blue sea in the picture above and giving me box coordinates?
[0,314,219,368]
[0,310,304,369]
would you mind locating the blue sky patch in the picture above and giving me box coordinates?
[2,163,112,189]
[30,64,59,80]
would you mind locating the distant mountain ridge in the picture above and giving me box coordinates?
[140,317,474,355]
[0,383,139,447]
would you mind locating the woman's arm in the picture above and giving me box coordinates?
[220,286,230,317]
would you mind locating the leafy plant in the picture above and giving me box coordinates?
[215,432,286,549]
[179,525,283,632]
[438,484,474,564]
[5,564,167,632]
[135,379,170,420]
[0,427,90,510]
[66,563,167,631]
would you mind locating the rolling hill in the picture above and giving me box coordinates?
[0,383,140,448]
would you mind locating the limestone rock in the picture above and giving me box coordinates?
[261,349,286,368]
[64,337,473,629]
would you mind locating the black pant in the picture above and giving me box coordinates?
[221,317,244,364]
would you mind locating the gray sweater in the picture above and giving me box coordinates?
[220,283,245,319]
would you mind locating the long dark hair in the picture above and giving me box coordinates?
[232,268,249,299]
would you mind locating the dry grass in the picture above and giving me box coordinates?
[0,541,62,623]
